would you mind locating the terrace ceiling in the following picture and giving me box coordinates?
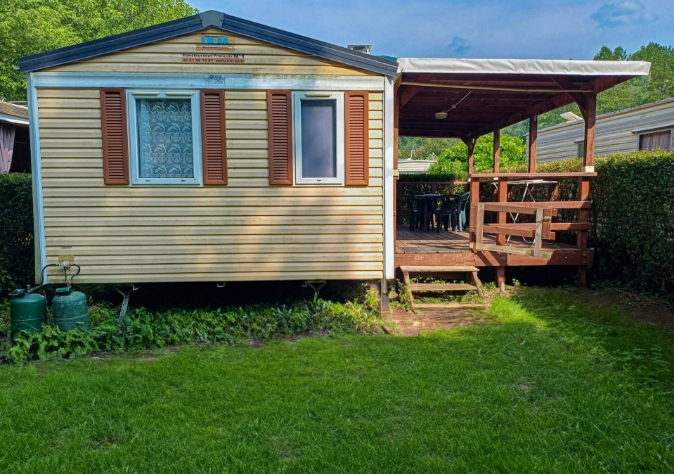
[397,72,639,138]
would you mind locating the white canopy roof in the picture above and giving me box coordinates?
[397,58,651,76]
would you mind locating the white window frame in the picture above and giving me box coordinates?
[636,128,674,152]
[127,90,203,186]
[292,91,345,185]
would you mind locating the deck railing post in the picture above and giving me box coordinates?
[528,116,537,173]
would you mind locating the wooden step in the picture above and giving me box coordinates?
[400,265,479,273]
[412,303,487,310]
[409,283,477,292]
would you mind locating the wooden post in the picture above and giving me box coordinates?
[496,267,506,293]
[577,93,595,286]
[493,128,501,173]
[467,138,475,174]
[497,178,508,245]
[528,116,537,173]
[583,93,596,170]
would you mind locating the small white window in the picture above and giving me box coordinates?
[638,130,673,152]
[292,91,345,185]
[127,90,202,186]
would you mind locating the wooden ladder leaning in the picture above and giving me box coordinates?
[400,266,485,310]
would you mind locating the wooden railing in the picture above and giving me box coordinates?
[468,172,595,259]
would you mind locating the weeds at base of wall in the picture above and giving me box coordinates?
[0,288,385,364]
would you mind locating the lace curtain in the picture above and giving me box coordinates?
[0,123,15,173]
[137,99,194,178]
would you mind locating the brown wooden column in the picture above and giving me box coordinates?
[528,116,537,173]
[494,128,507,245]
[463,137,479,249]
[577,93,596,285]
[582,93,596,169]
[496,266,506,292]
[493,128,500,173]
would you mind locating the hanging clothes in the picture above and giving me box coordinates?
[0,123,16,173]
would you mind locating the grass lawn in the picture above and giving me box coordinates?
[1,288,673,473]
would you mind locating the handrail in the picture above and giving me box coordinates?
[469,172,596,179]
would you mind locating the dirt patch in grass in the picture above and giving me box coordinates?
[577,288,674,329]
[384,308,482,336]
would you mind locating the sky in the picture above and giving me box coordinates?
[189,0,673,60]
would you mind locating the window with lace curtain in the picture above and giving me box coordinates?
[127,90,203,185]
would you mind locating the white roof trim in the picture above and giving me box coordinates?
[0,112,29,126]
[397,58,651,76]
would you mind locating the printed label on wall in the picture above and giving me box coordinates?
[182,53,245,63]
[197,34,235,50]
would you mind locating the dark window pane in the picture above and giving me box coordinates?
[300,99,336,178]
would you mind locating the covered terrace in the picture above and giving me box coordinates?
[393,58,651,284]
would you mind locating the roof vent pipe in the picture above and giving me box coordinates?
[348,45,372,54]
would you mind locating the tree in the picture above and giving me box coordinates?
[398,137,458,161]
[0,0,197,102]
[427,134,526,177]
[503,42,674,139]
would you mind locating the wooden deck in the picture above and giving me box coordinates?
[395,228,592,268]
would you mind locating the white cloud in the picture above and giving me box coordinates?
[448,36,471,55]
[591,1,657,28]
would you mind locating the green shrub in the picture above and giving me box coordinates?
[0,291,385,363]
[590,150,674,290]
[0,173,34,295]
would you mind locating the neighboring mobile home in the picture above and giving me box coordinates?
[537,98,674,162]
[19,11,649,298]
[0,101,30,173]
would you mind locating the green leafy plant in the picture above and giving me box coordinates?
[0,173,34,295]
[0,291,385,363]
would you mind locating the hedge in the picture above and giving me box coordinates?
[589,151,674,291]
[0,173,34,295]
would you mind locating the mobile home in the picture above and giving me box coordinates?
[536,98,674,162]
[20,11,650,302]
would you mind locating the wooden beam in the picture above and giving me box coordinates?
[528,116,537,173]
[399,86,422,108]
[485,222,589,232]
[471,92,573,138]
[470,172,597,179]
[550,76,587,115]
[482,201,591,212]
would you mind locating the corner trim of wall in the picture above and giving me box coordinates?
[27,73,47,284]
[383,76,395,280]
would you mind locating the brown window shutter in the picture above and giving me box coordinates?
[345,91,369,186]
[267,90,293,185]
[100,88,129,185]
[200,90,228,185]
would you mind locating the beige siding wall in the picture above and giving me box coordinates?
[37,87,384,283]
[538,99,674,163]
[48,28,374,76]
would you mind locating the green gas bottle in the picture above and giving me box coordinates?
[9,289,47,336]
[52,287,89,332]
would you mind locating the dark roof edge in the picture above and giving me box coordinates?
[19,10,398,76]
